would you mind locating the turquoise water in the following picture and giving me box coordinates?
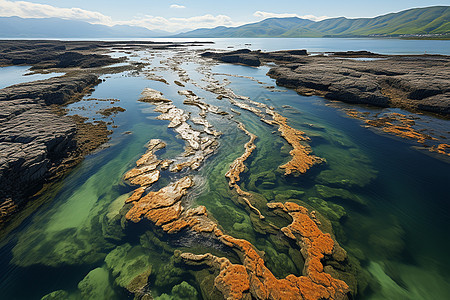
[0,44,449,299]
[0,66,64,89]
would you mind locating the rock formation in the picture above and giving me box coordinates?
[139,88,220,172]
[0,74,105,225]
[202,49,450,115]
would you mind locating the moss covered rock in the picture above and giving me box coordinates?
[78,267,116,300]
[105,243,152,293]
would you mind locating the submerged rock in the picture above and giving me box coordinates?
[40,290,71,300]
[105,243,153,294]
[180,202,351,299]
[78,267,116,300]
[315,185,367,207]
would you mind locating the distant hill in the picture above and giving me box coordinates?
[0,17,168,38]
[176,6,450,38]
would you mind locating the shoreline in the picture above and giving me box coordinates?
[0,40,213,227]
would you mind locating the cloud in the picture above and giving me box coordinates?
[170,4,186,9]
[0,0,113,24]
[117,14,241,32]
[253,11,329,22]
[0,0,240,32]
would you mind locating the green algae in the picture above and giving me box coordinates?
[104,243,152,293]
[365,262,450,299]
[315,184,368,207]
[306,197,347,222]
[41,290,73,300]
[155,281,199,300]
[78,267,116,300]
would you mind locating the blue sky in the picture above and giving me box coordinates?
[0,0,448,32]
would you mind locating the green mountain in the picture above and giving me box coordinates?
[176,6,450,38]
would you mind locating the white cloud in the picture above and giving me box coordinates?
[254,11,329,22]
[170,4,186,9]
[117,14,241,32]
[0,0,241,32]
[0,0,113,24]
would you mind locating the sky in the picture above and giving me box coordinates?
[0,0,448,32]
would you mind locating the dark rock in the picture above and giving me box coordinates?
[0,74,100,225]
[219,54,261,66]
[201,49,261,67]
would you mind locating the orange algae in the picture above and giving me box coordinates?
[125,176,193,223]
[124,169,349,299]
[430,143,450,156]
[225,122,264,219]
[122,87,349,299]
[268,111,325,175]
[177,203,349,300]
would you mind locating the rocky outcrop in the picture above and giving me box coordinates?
[0,74,103,225]
[139,88,220,172]
[0,41,121,69]
[225,122,265,219]
[202,49,261,67]
[203,49,450,115]
[0,40,213,69]
[123,139,166,187]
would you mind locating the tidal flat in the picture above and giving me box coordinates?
[0,40,449,299]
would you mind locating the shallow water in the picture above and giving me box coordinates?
[0,45,449,299]
[0,65,64,89]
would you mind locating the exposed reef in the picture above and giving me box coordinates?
[0,40,213,69]
[266,110,325,175]
[139,88,220,172]
[202,49,450,116]
[341,109,450,157]
[225,122,265,219]
[122,81,354,298]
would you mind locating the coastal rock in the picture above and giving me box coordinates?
[78,267,116,300]
[0,40,122,69]
[0,74,102,225]
[204,49,450,115]
[202,49,261,67]
[140,88,220,172]
[124,139,165,187]
[126,176,194,223]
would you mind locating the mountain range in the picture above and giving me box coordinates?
[0,16,168,38]
[176,6,450,38]
[0,6,448,39]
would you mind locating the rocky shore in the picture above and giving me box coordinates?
[202,49,450,116]
[0,40,213,226]
[0,74,105,225]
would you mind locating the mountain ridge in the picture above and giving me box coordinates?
[176,6,450,38]
[0,16,168,38]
